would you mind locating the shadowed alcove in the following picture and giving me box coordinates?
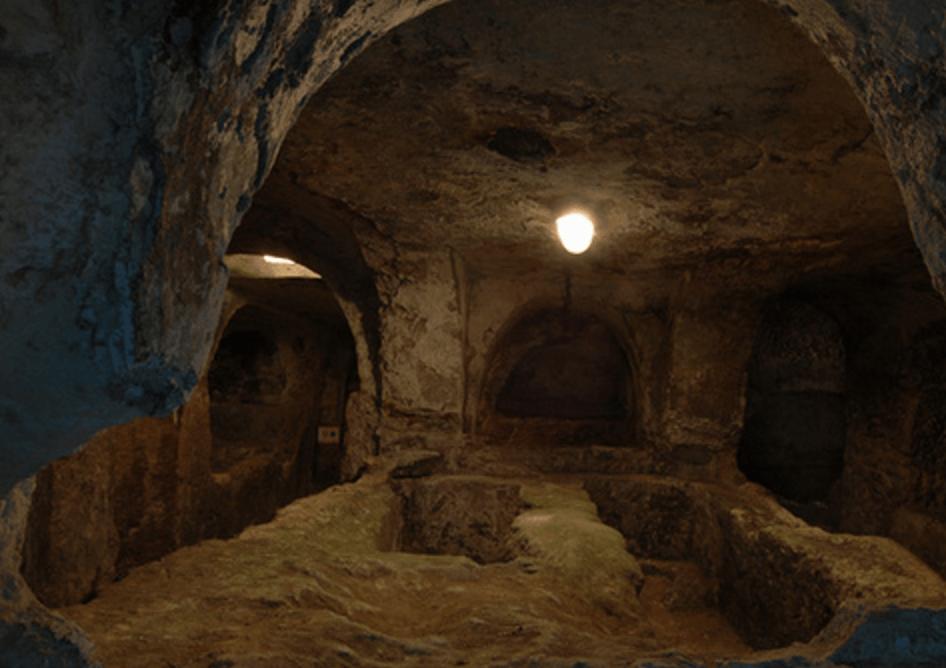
[738,300,847,507]
[477,309,638,447]
[20,257,358,608]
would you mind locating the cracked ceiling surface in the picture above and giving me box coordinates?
[260,0,922,292]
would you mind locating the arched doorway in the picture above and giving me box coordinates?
[20,254,358,608]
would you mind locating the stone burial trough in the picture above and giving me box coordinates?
[61,469,946,668]
[392,473,946,665]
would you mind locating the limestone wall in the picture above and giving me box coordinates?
[7,0,946,663]
[20,281,356,608]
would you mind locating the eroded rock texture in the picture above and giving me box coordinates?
[0,0,441,497]
[8,0,946,665]
[21,273,356,609]
[56,473,946,667]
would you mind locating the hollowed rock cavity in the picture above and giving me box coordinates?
[388,474,946,653]
[394,476,523,564]
[586,475,946,651]
[54,471,946,668]
[479,310,637,447]
[739,301,847,512]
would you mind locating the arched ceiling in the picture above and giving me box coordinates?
[3,0,945,504]
[259,0,924,292]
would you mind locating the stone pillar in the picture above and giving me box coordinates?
[661,302,756,481]
[375,249,465,451]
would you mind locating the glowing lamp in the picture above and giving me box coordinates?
[263,255,295,265]
[556,212,594,254]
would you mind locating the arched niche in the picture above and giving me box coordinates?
[477,309,638,447]
[207,305,303,482]
[208,262,360,496]
[20,258,358,609]
[738,300,847,505]
[224,184,382,480]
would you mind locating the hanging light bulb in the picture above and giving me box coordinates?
[556,212,594,254]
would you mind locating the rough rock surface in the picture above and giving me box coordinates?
[283,0,911,286]
[8,0,946,664]
[62,474,664,668]
[22,276,356,609]
[52,471,946,668]
[397,475,524,564]
[0,479,98,667]
[5,0,945,497]
[585,474,946,651]
[0,0,446,499]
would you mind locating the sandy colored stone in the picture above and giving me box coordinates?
[8,0,946,665]
[63,474,664,668]
[48,472,946,667]
[512,481,647,621]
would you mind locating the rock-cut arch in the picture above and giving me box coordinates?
[477,309,639,447]
[4,1,946,662]
[738,299,847,504]
[1,0,945,495]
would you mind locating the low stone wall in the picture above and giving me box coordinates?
[585,475,946,650]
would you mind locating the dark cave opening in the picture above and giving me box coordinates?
[737,300,847,523]
[209,328,286,405]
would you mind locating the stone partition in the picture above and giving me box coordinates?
[585,475,946,650]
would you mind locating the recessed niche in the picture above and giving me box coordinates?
[738,300,846,505]
[496,328,627,420]
[480,310,636,447]
[209,326,286,405]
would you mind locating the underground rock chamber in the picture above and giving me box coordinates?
[54,469,946,668]
[12,0,946,664]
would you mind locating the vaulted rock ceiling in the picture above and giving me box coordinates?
[257,0,921,290]
[8,0,946,666]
